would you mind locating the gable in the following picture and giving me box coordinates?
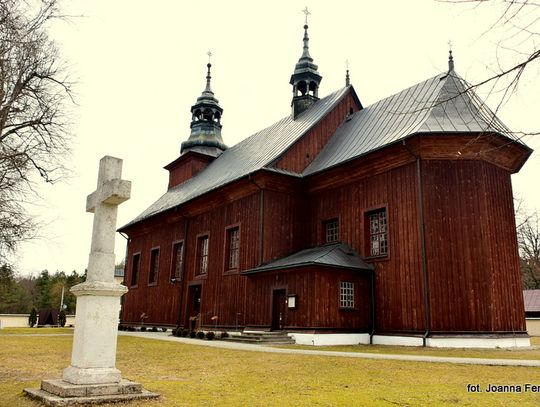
[272,88,362,173]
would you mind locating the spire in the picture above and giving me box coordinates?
[180,56,227,157]
[448,41,455,72]
[345,59,350,86]
[204,51,213,92]
[290,7,322,119]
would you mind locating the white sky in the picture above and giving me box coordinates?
[13,0,540,276]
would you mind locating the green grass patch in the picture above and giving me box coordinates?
[2,335,540,406]
[0,327,73,335]
[276,338,540,361]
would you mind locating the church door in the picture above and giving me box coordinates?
[271,289,286,331]
[187,285,202,330]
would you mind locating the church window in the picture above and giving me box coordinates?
[340,281,355,308]
[366,208,388,257]
[131,253,140,287]
[324,218,339,243]
[226,227,240,270]
[197,235,209,275]
[148,248,160,285]
[171,241,184,281]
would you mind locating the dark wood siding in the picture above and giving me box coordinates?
[422,160,526,333]
[245,266,371,332]
[275,93,360,173]
[122,220,185,325]
[308,162,425,333]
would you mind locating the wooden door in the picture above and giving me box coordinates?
[271,289,286,331]
[187,285,202,330]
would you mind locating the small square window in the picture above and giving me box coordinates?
[324,218,339,243]
[340,281,355,308]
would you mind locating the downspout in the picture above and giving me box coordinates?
[369,268,376,344]
[402,140,431,346]
[248,175,265,266]
[177,216,189,328]
[118,232,130,323]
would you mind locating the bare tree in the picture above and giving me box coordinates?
[443,0,540,137]
[0,0,72,263]
[516,199,540,288]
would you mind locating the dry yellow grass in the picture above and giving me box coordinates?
[1,332,540,406]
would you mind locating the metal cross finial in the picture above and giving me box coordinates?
[302,6,310,24]
[345,59,349,70]
[207,50,213,64]
[448,40,453,51]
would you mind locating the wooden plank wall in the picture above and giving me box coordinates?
[308,162,425,333]
[122,219,185,326]
[422,160,526,332]
[122,192,261,328]
[245,267,371,331]
[275,92,360,173]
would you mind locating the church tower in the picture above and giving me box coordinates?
[180,59,227,157]
[290,9,322,119]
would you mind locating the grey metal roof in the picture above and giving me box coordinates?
[122,87,350,228]
[303,72,519,175]
[242,242,374,275]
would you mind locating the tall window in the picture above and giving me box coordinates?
[340,281,355,308]
[148,248,160,285]
[226,227,240,270]
[171,242,184,280]
[197,236,209,275]
[324,218,339,243]
[131,253,140,287]
[367,208,388,257]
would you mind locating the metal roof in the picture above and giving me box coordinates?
[523,290,540,313]
[303,72,518,175]
[122,87,350,228]
[242,242,374,274]
[122,70,528,229]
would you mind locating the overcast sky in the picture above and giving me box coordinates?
[13,0,540,276]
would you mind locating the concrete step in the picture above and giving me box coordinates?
[223,331,295,345]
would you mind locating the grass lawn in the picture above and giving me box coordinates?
[1,331,540,406]
[277,336,540,361]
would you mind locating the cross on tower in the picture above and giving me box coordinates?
[448,40,453,51]
[302,6,310,24]
[207,50,213,64]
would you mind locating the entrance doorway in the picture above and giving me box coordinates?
[187,285,202,330]
[271,289,286,331]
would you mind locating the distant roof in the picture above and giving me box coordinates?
[303,72,522,175]
[523,290,540,313]
[114,267,124,278]
[242,242,374,275]
[121,87,350,229]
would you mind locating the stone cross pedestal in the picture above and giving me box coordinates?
[25,156,158,405]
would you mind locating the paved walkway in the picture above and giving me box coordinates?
[119,331,540,367]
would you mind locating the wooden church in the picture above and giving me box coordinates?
[118,19,532,347]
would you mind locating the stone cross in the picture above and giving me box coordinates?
[63,156,131,385]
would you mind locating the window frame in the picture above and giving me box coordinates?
[364,205,389,259]
[148,246,160,286]
[223,224,241,273]
[323,217,340,244]
[195,233,210,278]
[170,240,184,282]
[339,281,355,309]
[130,252,141,288]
